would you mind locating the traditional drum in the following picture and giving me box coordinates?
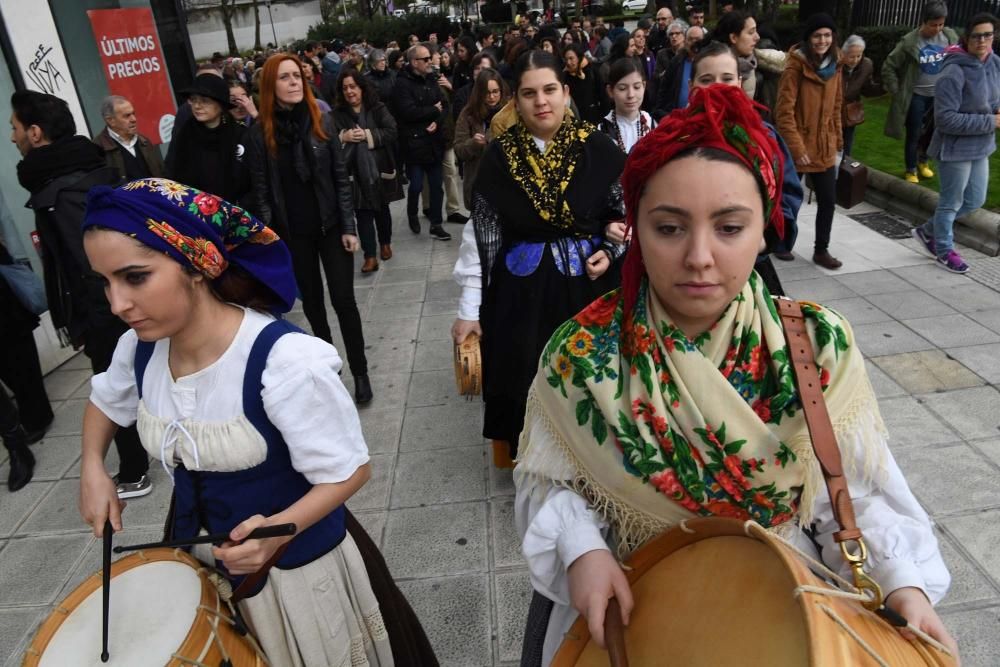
[454,332,482,397]
[23,548,267,667]
[552,517,955,667]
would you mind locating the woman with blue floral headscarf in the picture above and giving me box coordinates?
[75,178,408,666]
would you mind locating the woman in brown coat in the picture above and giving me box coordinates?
[454,68,509,210]
[776,13,844,269]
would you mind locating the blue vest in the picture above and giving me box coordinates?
[135,319,346,597]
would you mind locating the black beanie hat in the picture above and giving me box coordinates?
[802,13,837,42]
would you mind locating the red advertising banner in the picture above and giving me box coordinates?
[87,8,176,144]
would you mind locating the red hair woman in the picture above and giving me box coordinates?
[247,54,373,403]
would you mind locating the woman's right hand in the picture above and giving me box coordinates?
[79,462,126,537]
[568,548,633,649]
[605,220,628,244]
[452,318,482,344]
[473,132,486,144]
[994,112,1000,129]
[796,153,812,167]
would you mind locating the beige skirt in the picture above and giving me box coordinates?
[196,534,393,667]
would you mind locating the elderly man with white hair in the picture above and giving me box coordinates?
[92,94,165,180]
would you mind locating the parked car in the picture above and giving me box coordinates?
[622,0,648,13]
[393,8,406,16]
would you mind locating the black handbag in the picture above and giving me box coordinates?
[836,156,868,209]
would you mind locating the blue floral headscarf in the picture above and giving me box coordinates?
[83,178,296,313]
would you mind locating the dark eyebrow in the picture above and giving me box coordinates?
[112,264,150,276]
[647,204,754,219]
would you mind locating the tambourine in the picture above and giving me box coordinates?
[454,332,482,397]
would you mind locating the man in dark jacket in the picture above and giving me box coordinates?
[654,25,705,119]
[11,90,151,498]
[393,45,451,240]
[93,95,165,180]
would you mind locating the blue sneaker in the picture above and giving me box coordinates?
[912,227,936,259]
[936,250,969,274]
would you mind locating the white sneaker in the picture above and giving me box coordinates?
[113,474,153,499]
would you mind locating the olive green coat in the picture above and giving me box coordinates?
[880,26,959,139]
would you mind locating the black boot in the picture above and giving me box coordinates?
[4,426,35,492]
[354,374,374,404]
[407,192,421,233]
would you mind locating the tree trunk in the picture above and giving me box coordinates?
[220,0,239,56]
[252,0,262,51]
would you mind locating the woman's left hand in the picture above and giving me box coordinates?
[586,250,610,280]
[605,220,628,244]
[212,514,293,576]
[885,587,960,664]
[342,234,360,253]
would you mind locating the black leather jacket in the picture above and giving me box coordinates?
[246,112,356,239]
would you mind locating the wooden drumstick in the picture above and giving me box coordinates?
[604,597,629,667]
[101,519,113,663]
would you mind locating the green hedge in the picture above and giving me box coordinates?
[852,25,911,81]
[307,15,456,48]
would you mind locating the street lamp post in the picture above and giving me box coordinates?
[264,0,278,46]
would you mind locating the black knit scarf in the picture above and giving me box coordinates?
[16,135,107,194]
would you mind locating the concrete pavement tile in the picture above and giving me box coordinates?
[0,608,44,667]
[877,396,957,450]
[57,352,92,371]
[396,574,491,667]
[364,340,417,376]
[382,502,487,578]
[351,454,393,512]
[894,444,1000,515]
[0,436,80,482]
[921,386,1000,440]
[781,277,858,303]
[927,283,1000,313]
[413,340,454,372]
[365,300,424,323]
[494,570,533,663]
[417,315,454,342]
[372,282,426,305]
[864,360,907,398]
[358,409,403,455]
[427,264,457,281]
[938,605,1000,667]
[71,378,93,399]
[407,369,463,407]
[378,266,430,284]
[491,499,523,569]
[946,343,1000,384]
[866,290,957,320]
[18,479,95,535]
[489,465,515,498]
[890,264,975,290]
[903,315,1000,348]
[400,403,484,452]
[0,533,92,605]
[942,510,1000,583]
[364,316,420,344]
[424,279,462,302]
[834,270,914,296]
[42,369,92,401]
[351,510,386,550]
[822,297,894,325]
[871,351,985,394]
[851,321,936,357]
[390,446,486,508]
[970,438,1000,468]
[935,529,1000,607]
[421,299,459,317]
[771,261,824,282]
[967,308,1000,335]
[0,482,54,538]
[65,440,120,478]
[47,399,88,437]
[350,372,410,410]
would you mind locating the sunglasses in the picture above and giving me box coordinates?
[970,31,995,41]
[413,56,432,62]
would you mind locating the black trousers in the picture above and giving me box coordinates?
[0,382,19,442]
[357,207,392,259]
[0,328,53,432]
[802,166,838,253]
[84,321,149,482]
[286,233,368,376]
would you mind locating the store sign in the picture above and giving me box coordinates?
[87,8,176,144]
[0,0,89,135]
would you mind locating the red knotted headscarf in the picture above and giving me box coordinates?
[620,84,785,313]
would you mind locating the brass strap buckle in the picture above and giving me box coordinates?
[839,537,883,610]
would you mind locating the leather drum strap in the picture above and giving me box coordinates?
[775,299,863,544]
[232,542,290,602]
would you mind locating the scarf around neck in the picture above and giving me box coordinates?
[495,115,593,229]
[520,274,887,555]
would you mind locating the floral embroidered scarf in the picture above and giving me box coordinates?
[520,275,887,555]
[495,115,594,229]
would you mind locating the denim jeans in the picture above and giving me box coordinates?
[407,161,443,225]
[356,206,392,258]
[921,157,989,258]
[904,93,934,171]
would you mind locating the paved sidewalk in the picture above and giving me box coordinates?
[2,196,1000,666]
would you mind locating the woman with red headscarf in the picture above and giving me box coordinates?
[513,84,956,666]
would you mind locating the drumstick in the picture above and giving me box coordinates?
[604,597,629,667]
[101,519,113,663]
[111,523,297,553]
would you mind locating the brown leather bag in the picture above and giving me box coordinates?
[844,100,865,127]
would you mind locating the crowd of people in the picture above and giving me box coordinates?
[1,1,996,665]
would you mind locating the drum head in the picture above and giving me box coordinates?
[38,561,202,666]
[557,535,810,666]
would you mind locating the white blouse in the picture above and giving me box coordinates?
[514,412,951,666]
[90,308,369,485]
